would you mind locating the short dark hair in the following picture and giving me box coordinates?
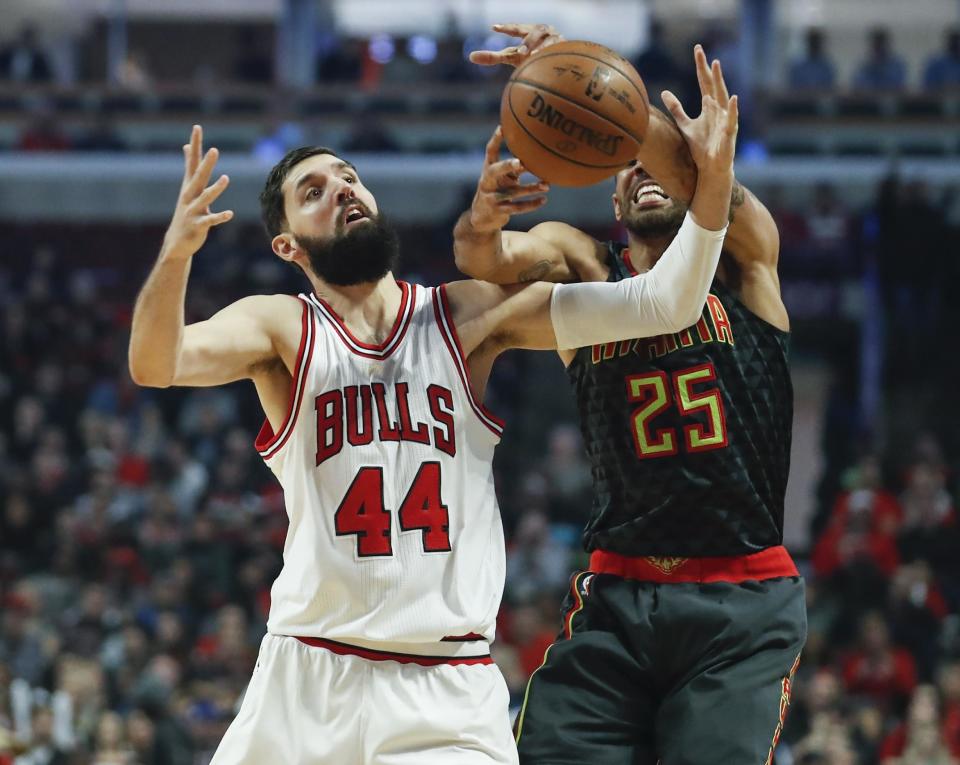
[259,146,352,239]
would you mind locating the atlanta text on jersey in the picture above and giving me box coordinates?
[591,292,735,365]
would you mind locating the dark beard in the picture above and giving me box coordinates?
[622,199,688,239]
[299,212,400,286]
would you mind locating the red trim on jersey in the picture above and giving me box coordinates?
[588,545,799,584]
[441,632,486,642]
[293,636,493,666]
[431,285,505,438]
[309,281,415,360]
[255,299,316,460]
[621,247,639,276]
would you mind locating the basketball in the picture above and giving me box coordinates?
[500,40,650,187]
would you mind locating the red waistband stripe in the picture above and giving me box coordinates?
[588,545,799,584]
[293,636,493,666]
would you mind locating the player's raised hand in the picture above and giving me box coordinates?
[660,45,739,178]
[469,127,549,233]
[161,125,234,261]
[469,23,564,67]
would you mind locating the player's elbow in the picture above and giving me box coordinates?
[452,244,489,280]
[127,354,173,388]
[661,300,704,335]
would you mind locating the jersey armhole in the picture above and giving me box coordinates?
[432,284,505,440]
[255,297,316,461]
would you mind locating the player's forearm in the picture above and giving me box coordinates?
[688,167,735,233]
[453,209,505,280]
[635,109,698,202]
[550,213,726,348]
[128,251,192,387]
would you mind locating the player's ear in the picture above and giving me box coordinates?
[612,192,623,222]
[272,233,298,262]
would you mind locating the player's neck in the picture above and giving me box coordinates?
[624,230,677,272]
[312,273,404,341]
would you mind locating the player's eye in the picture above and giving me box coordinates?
[627,159,638,167]
[344,175,355,184]
[307,187,322,199]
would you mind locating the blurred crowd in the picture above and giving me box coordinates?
[0,176,959,765]
[6,19,960,156]
[4,19,960,93]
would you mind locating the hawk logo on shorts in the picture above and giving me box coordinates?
[645,556,688,574]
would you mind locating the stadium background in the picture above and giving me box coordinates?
[1,1,960,763]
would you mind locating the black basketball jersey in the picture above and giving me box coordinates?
[567,242,793,557]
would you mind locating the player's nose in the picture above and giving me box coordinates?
[335,181,356,205]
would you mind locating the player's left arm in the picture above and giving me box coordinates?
[658,45,787,331]
[473,29,785,328]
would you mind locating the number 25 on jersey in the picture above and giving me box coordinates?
[335,462,451,557]
[627,362,729,459]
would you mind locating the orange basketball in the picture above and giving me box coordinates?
[500,40,650,187]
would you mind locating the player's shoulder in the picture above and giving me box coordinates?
[213,294,305,339]
[442,279,523,322]
[228,293,304,317]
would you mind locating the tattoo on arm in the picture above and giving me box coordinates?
[517,260,553,283]
[729,182,746,224]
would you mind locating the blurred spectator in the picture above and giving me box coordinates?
[788,28,837,91]
[888,562,949,679]
[233,27,273,84]
[90,710,133,763]
[633,19,682,90]
[924,29,960,90]
[251,119,306,165]
[0,27,52,84]
[880,684,960,762]
[117,51,151,92]
[380,40,426,85]
[941,663,960,755]
[17,113,70,153]
[502,601,555,680]
[841,611,917,713]
[316,38,363,83]
[342,114,401,154]
[900,461,956,535]
[505,508,570,603]
[430,36,472,83]
[74,119,127,153]
[802,183,855,274]
[14,705,69,765]
[540,424,592,526]
[853,28,907,91]
[811,455,901,597]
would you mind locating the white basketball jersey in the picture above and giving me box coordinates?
[255,282,506,648]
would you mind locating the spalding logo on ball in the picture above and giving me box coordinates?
[500,40,650,187]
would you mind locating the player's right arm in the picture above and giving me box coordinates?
[452,127,607,284]
[128,126,291,389]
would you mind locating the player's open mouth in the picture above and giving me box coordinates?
[342,204,369,226]
[632,182,668,208]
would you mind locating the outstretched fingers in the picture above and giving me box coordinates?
[184,147,220,199]
[187,125,202,177]
[497,197,547,214]
[694,45,714,100]
[484,126,504,165]
[712,59,730,106]
[726,94,739,135]
[198,209,234,227]
[193,174,230,210]
[661,90,691,126]
[491,22,535,38]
